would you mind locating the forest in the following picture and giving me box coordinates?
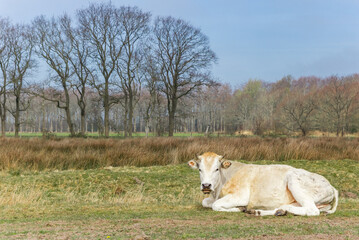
[1,2,358,138]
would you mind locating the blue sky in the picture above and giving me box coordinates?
[0,0,358,85]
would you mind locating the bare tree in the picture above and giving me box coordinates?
[202,84,232,134]
[64,21,93,135]
[268,75,293,134]
[142,55,161,137]
[87,91,104,136]
[7,24,36,137]
[77,2,126,137]
[280,77,319,136]
[153,16,217,136]
[33,15,76,136]
[0,18,11,137]
[320,75,359,136]
[231,80,270,134]
[116,6,151,137]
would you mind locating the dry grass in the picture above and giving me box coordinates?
[0,137,358,171]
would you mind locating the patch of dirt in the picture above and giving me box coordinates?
[342,191,358,199]
[237,234,357,240]
[1,217,359,239]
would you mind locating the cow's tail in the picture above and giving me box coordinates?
[325,187,338,214]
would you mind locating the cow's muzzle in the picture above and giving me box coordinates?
[201,183,212,194]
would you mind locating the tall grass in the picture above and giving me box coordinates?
[0,137,358,171]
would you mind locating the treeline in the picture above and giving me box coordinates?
[2,73,359,137]
[0,2,216,137]
[1,3,358,138]
[226,75,359,136]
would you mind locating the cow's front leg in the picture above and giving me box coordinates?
[212,194,248,212]
[202,196,215,208]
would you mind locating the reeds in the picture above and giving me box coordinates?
[0,137,358,171]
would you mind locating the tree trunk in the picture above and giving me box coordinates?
[145,117,149,138]
[336,125,340,137]
[14,97,20,138]
[168,97,178,137]
[1,96,6,137]
[335,114,341,137]
[60,118,63,133]
[123,100,128,138]
[104,104,109,137]
[63,88,75,136]
[65,108,74,136]
[133,111,136,133]
[139,115,142,133]
[128,95,133,137]
[205,125,210,137]
[191,116,194,137]
[104,80,110,137]
[50,118,53,132]
[301,128,306,137]
[1,113,5,137]
[80,107,86,135]
[41,101,46,137]
[25,111,28,132]
[168,110,175,137]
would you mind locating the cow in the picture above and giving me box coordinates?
[188,152,338,216]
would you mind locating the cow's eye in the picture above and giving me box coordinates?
[215,169,219,172]
[199,169,202,172]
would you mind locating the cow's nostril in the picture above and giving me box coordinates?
[202,183,212,189]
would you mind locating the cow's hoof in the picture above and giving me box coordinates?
[238,206,247,212]
[275,209,287,216]
[245,209,256,215]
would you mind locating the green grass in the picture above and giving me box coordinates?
[0,159,358,239]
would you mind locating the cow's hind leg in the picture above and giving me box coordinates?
[255,174,321,216]
[254,203,307,216]
[286,173,320,216]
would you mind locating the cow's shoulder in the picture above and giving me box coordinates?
[220,163,254,195]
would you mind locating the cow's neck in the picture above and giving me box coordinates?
[212,162,246,200]
[211,170,231,200]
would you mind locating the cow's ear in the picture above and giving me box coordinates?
[188,160,199,169]
[221,160,232,169]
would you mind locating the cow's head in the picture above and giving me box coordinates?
[188,152,232,194]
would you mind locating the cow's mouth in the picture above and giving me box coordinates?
[202,189,212,194]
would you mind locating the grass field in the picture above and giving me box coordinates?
[0,158,358,239]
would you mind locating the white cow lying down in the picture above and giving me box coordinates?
[188,152,338,216]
